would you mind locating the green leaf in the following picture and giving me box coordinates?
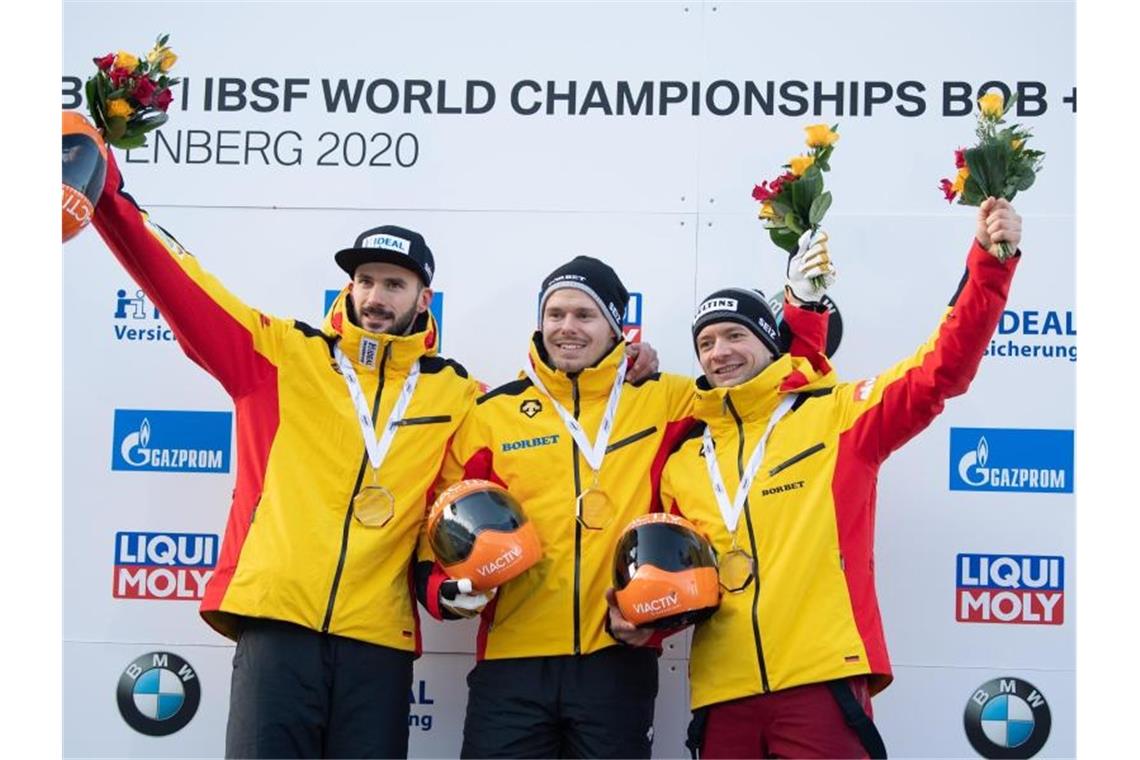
[112,132,150,150]
[105,116,128,142]
[770,198,793,218]
[769,227,800,254]
[158,33,170,47]
[790,167,822,221]
[809,191,832,226]
[783,212,804,236]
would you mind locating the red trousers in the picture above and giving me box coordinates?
[701,678,873,759]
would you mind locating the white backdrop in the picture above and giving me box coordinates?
[62,2,1075,757]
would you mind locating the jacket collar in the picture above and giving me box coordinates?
[526,332,626,404]
[693,354,834,425]
[322,285,438,374]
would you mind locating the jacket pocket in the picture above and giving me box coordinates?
[768,442,826,476]
[605,425,658,454]
[393,415,452,427]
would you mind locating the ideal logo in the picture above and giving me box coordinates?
[536,290,644,343]
[112,409,232,473]
[114,288,176,343]
[408,678,435,732]
[324,289,445,349]
[986,307,1076,363]
[113,532,219,600]
[949,428,1073,494]
[956,554,1064,625]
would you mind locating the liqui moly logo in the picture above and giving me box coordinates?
[113,532,219,600]
[956,554,1065,625]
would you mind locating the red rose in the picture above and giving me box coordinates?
[752,182,774,202]
[155,88,174,112]
[954,148,966,169]
[133,76,157,106]
[109,67,133,88]
[94,53,115,71]
[939,178,957,203]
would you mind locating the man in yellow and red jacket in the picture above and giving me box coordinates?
[92,149,479,758]
[655,199,1022,759]
[419,246,835,758]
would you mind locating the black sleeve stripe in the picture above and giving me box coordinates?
[948,267,969,307]
[477,378,534,405]
[791,387,834,411]
[420,355,470,379]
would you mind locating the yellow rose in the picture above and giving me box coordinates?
[158,50,178,73]
[788,155,815,177]
[950,166,969,195]
[978,91,1004,118]
[804,123,839,148]
[107,98,134,118]
[1012,138,1024,150]
[759,201,776,220]
[115,51,140,71]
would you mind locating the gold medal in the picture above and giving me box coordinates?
[577,487,614,530]
[353,484,395,527]
[719,548,755,593]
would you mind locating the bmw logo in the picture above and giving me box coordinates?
[964,677,1051,758]
[116,651,201,737]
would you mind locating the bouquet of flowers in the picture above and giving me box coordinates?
[86,34,179,149]
[751,124,839,288]
[938,90,1045,260]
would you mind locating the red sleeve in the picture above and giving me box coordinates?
[92,150,278,397]
[844,240,1019,463]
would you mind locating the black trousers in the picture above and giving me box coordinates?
[460,646,659,759]
[224,617,414,759]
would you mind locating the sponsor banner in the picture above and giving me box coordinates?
[113,532,219,601]
[949,428,1073,493]
[984,308,1076,363]
[117,651,202,737]
[111,410,233,474]
[114,287,176,343]
[964,677,1052,759]
[956,554,1064,625]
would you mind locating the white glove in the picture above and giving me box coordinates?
[439,578,496,619]
[786,229,837,304]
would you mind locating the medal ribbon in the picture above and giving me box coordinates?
[522,355,626,473]
[335,344,420,472]
[702,394,796,536]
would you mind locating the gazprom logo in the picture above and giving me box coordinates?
[949,428,1072,493]
[112,410,232,473]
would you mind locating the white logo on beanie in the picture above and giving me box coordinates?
[361,234,411,255]
[694,297,739,321]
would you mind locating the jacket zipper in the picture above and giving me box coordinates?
[322,343,390,632]
[726,393,771,693]
[571,376,583,655]
[604,425,658,454]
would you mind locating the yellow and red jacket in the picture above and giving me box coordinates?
[93,152,478,652]
[418,302,829,660]
[661,242,1019,710]
[422,336,694,659]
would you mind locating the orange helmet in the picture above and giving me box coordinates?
[62,111,108,242]
[427,480,543,593]
[613,513,720,629]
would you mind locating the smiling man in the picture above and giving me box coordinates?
[91,149,479,758]
[658,199,1023,759]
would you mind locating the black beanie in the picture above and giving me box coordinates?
[538,256,630,339]
[691,288,782,358]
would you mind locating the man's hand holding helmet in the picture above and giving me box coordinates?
[439,578,496,619]
[605,588,653,646]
